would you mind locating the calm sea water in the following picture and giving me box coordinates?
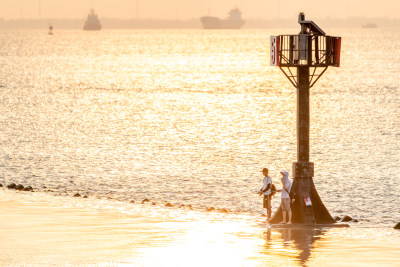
[0,28,399,229]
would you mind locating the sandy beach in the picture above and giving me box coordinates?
[1,189,399,266]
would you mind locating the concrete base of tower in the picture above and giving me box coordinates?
[269,177,336,225]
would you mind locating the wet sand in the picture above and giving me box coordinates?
[1,190,399,266]
[1,190,267,266]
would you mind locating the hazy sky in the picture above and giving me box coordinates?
[1,0,399,20]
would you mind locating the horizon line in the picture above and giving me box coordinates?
[1,16,399,21]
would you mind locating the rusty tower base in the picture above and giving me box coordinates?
[270,177,335,224]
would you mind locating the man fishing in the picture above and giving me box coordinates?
[259,168,273,220]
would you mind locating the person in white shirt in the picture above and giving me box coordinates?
[259,168,273,220]
[279,171,292,224]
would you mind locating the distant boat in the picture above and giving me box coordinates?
[362,23,377,28]
[48,24,53,35]
[83,9,102,31]
[200,7,245,29]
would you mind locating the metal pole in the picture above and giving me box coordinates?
[38,0,42,19]
[297,66,310,163]
[293,66,316,225]
[136,0,140,19]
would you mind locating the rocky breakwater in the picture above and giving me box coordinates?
[6,183,34,192]
[334,215,359,223]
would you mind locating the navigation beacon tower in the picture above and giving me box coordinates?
[269,13,342,225]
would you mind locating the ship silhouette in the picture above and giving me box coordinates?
[200,8,245,29]
[83,9,102,31]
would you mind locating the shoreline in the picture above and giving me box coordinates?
[1,190,400,266]
[0,190,264,266]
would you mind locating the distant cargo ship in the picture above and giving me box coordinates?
[83,9,101,31]
[200,8,245,29]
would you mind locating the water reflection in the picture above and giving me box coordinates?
[263,228,325,266]
[3,191,400,266]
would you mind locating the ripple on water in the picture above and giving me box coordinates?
[0,29,399,228]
